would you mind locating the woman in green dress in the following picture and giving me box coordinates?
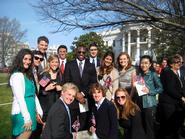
[9,49,43,139]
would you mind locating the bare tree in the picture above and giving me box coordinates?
[0,17,26,68]
[35,0,185,33]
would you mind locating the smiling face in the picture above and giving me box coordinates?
[23,54,32,69]
[38,40,48,54]
[119,54,129,68]
[90,46,98,58]
[58,47,67,60]
[140,58,151,73]
[115,90,126,106]
[62,89,76,105]
[104,55,113,67]
[49,57,59,71]
[33,54,43,67]
[92,88,104,103]
[76,47,86,61]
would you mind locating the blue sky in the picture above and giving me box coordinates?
[0,0,87,50]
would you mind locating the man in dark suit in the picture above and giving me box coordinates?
[64,46,97,132]
[88,42,100,68]
[41,83,79,139]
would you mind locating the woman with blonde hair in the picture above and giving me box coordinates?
[114,88,146,139]
[37,54,62,137]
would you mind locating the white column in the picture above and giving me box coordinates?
[147,28,152,55]
[128,31,131,56]
[122,32,125,52]
[136,29,140,61]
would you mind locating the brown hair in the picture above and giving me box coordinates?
[99,51,114,75]
[114,88,140,120]
[90,83,106,97]
[117,52,132,71]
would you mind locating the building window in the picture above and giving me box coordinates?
[113,40,115,47]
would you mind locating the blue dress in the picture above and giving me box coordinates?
[12,76,36,136]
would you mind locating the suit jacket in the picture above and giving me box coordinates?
[87,57,101,67]
[92,98,118,139]
[41,99,72,139]
[64,59,97,131]
[159,67,184,105]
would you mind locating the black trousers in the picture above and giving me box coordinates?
[158,103,183,139]
[142,107,156,139]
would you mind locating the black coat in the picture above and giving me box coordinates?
[119,110,147,139]
[41,99,72,139]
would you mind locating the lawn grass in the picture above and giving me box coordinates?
[0,73,12,139]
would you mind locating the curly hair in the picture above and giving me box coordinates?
[10,48,33,79]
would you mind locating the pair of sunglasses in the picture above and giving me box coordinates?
[78,51,86,54]
[34,56,44,61]
[116,95,126,100]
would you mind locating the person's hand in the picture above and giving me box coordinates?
[56,84,62,91]
[23,121,32,131]
[36,114,44,125]
[141,86,149,94]
[76,92,86,104]
[45,82,56,91]
[89,126,96,133]
[181,97,185,104]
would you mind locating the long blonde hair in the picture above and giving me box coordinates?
[43,54,59,73]
[114,88,140,120]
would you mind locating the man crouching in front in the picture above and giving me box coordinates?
[41,83,78,139]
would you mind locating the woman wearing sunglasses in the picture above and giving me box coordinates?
[114,88,147,139]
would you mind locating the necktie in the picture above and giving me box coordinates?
[33,68,40,93]
[92,58,95,65]
[60,61,64,74]
[66,106,72,133]
[79,61,83,77]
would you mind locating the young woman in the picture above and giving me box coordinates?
[96,51,119,100]
[114,88,147,139]
[9,49,43,139]
[117,52,136,94]
[89,83,118,139]
[38,54,62,123]
[134,55,163,139]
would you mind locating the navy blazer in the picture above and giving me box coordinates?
[41,99,72,139]
[92,98,118,139]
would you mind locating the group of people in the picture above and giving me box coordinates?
[9,35,185,139]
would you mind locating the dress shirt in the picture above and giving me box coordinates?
[90,57,97,67]
[76,59,85,71]
[60,58,67,68]
[95,97,105,110]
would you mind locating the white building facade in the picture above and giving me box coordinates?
[99,23,156,64]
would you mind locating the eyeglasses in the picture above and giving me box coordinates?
[90,49,97,51]
[34,56,44,61]
[174,61,181,64]
[78,51,86,54]
[116,95,126,100]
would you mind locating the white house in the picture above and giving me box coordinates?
[98,23,156,64]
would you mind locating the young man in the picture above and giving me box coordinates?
[89,42,100,68]
[41,83,79,139]
[37,36,49,73]
[57,45,68,75]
